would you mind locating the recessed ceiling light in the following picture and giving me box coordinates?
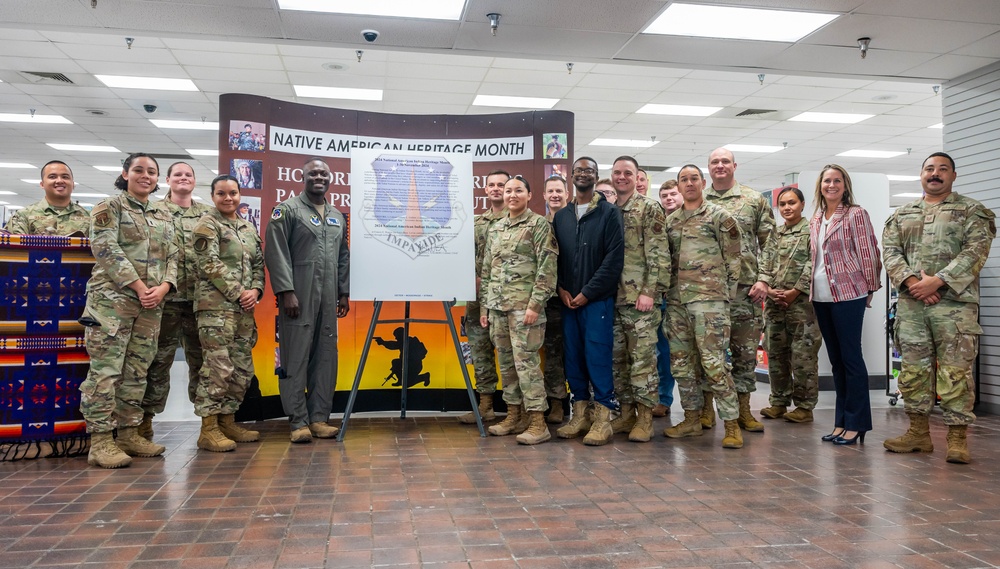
[644,3,838,42]
[47,143,121,152]
[788,112,873,124]
[294,85,383,101]
[473,95,559,109]
[96,74,198,91]
[886,175,920,182]
[637,104,722,117]
[893,193,924,198]
[94,165,124,172]
[928,123,944,129]
[277,0,464,20]
[73,192,112,198]
[0,190,17,195]
[0,163,35,169]
[666,166,708,174]
[590,138,659,148]
[150,119,219,130]
[837,149,906,159]
[0,113,72,124]
[724,144,784,153]
[186,149,219,156]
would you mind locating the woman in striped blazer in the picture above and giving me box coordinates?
[809,164,882,446]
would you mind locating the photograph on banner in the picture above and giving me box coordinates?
[238,195,262,233]
[544,133,567,159]
[228,120,266,152]
[231,158,262,189]
[350,148,475,302]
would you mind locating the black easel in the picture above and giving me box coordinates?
[337,300,486,440]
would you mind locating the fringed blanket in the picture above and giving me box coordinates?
[0,235,92,460]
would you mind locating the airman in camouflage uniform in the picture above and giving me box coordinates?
[459,170,509,424]
[191,178,265,452]
[663,165,743,448]
[609,156,666,443]
[704,148,775,433]
[479,176,558,444]
[542,175,570,423]
[882,152,996,464]
[4,160,90,236]
[80,153,177,468]
[140,166,213,439]
[753,188,820,423]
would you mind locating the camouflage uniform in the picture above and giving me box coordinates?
[542,297,567,399]
[704,183,775,393]
[480,210,558,412]
[79,193,177,433]
[665,202,741,420]
[142,199,212,415]
[757,218,820,410]
[883,192,996,425]
[4,198,90,236]
[191,209,264,417]
[467,207,506,394]
[612,192,667,408]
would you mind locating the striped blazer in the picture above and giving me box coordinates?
[809,203,882,302]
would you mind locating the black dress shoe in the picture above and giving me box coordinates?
[822,428,845,442]
[833,431,866,445]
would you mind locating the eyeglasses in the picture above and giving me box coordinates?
[573,167,597,175]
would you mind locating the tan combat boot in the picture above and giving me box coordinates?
[582,404,613,446]
[556,401,592,439]
[117,426,166,457]
[664,409,703,438]
[87,432,132,469]
[515,411,551,445]
[783,408,813,423]
[545,398,565,424]
[883,413,933,453]
[759,405,787,420]
[459,393,495,424]
[628,404,654,442]
[737,392,765,432]
[946,425,970,464]
[609,402,637,434]
[309,422,340,438]
[700,392,716,429]
[514,405,531,434]
[197,416,237,452]
[722,419,744,449]
[488,404,523,436]
[138,412,155,440]
[218,414,260,442]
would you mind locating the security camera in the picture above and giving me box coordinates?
[361,29,379,43]
[143,104,157,114]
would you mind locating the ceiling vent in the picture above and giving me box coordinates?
[19,71,74,84]
[735,108,776,117]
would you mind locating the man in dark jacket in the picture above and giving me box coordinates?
[551,157,625,445]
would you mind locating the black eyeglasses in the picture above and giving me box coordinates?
[573,167,597,175]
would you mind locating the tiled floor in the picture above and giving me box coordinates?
[3,390,1000,569]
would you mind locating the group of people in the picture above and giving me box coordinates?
[4,156,350,468]
[463,148,994,463]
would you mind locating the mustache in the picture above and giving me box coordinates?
[928,177,943,184]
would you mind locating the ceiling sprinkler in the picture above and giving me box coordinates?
[487,13,501,36]
[858,37,871,59]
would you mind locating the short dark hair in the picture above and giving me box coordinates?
[676,164,703,180]
[303,157,329,168]
[777,186,804,202]
[485,169,511,182]
[245,123,252,129]
[544,174,567,190]
[508,174,531,193]
[41,160,73,179]
[573,156,598,174]
[211,174,240,193]
[613,155,639,172]
[638,168,648,176]
[923,151,955,171]
[114,152,160,193]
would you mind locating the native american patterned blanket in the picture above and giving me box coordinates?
[0,235,92,460]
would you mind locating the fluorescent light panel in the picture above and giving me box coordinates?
[644,3,838,42]
[887,175,920,182]
[294,85,383,101]
[837,149,906,159]
[928,123,944,129]
[0,163,35,169]
[186,148,219,156]
[94,165,123,172]
[47,143,121,152]
[473,95,559,109]
[0,113,72,124]
[893,193,923,198]
[150,119,219,130]
[590,138,659,148]
[724,144,784,153]
[788,112,873,124]
[0,190,17,195]
[73,192,112,198]
[6,205,24,210]
[277,0,464,20]
[20,180,40,184]
[96,75,198,91]
[637,104,721,117]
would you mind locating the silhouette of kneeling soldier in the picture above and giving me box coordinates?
[375,327,430,388]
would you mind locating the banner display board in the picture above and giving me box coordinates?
[218,95,573,416]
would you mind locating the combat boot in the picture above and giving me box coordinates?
[545,397,565,424]
[722,419,743,449]
[783,408,813,423]
[197,416,237,452]
[556,401,592,439]
[138,412,155,440]
[117,426,166,457]
[515,411,551,445]
[609,402,637,434]
[488,404,523,436]
[737,392,765,432]
[87,432,131,469]
[883,413,933,453]
[582,404,613,446]
[759,405,787,420]
[218,414,260,442]
[700,392,716,429]
[459,393,495,424]
[664,409,703,438]
[514,405,531,434]
[946,425,970,464]
[628,404,654,442]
